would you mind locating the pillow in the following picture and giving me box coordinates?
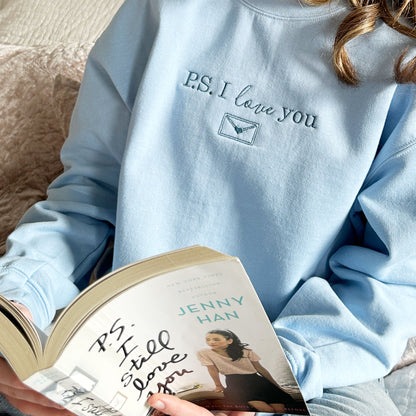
[53,74,82,139]
[0,44,87,255]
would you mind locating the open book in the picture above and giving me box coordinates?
[0,246,310,415]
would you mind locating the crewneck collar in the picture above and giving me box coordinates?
[239,0,347,20]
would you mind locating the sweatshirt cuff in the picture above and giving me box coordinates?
[0,262,79,329]
[276,327,323,402]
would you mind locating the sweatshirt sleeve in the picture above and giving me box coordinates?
[197,349,214,367]
[0,0,156,329]
[274,84,416,401]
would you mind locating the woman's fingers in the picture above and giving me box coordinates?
[0,358,27,389]
[0,382,65,409]
[148,393,215,416]
[3,394,74,416]
[148,393,254,416]
[0,358,74,414]
[10,301,33,321]
[0,358,63,408]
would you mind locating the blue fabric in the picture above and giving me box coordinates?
[384,363,416,416]
[1,0,416,402]
[306,379,401,416]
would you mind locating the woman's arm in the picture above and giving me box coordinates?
[0,0,155,331]
[206,365,225,392]
[0,1,156,413]
[274,84,416,401]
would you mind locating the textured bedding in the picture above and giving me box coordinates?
[0,0,124,46]
[0,43,88,254]
[0,0,123,253]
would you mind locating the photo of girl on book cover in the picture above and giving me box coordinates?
[196,329,302,413]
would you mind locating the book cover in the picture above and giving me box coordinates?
[1,247,310,415]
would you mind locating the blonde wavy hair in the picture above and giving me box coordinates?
[305,0,416,85]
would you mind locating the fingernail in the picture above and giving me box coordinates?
[152,400,166,410]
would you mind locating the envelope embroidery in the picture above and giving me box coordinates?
[218,113,260,145]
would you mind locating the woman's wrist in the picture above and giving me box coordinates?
[10,301,34,321]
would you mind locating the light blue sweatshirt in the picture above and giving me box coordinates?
[1,0,416,401]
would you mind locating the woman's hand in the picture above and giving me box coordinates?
[0,302,75,415]
[148,393,254,416]
[10,301,33,321]
[0,358,74,416]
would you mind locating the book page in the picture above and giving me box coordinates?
[25,258,309,416]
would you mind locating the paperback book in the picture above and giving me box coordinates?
[0,245,309,415]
